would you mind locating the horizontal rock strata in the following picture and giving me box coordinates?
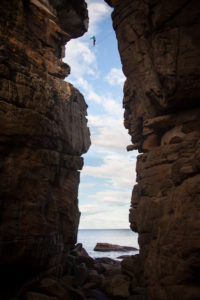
[0,0,90,297]
[107,0,200,299]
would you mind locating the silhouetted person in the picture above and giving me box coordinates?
[90,36,96,46]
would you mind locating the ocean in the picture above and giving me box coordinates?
[77,229,139,260]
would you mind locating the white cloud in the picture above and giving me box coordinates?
[87,89,101,104]
[105,68,126,86]
[87,91,122,116]
[87,1,112,35]
[75,77,90,91]
[64,40,97,79]
[66,69,124,119]
[79,182,96,189]
[91,126,130,153]
[83,154,136,190]
[88,114,122,128]
[79,204,130,229]
[80,203,106,216]
[92,190,131,205]
[102,96,122,116]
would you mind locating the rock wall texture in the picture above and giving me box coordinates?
[106,0,200,299]
[0,0,90,296]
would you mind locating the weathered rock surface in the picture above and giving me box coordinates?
[2,0,200,299]
[108,0,200,299]
[0,0,90,297]
[15,244,132,299]
[94,242,138,252]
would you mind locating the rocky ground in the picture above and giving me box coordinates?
[10,244,145,300]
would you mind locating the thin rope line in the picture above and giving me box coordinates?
[97,31,113,45]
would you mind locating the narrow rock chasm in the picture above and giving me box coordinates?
[0,0,200,300]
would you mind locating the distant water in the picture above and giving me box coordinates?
[77,229,139,260]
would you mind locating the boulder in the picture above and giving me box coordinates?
[25,292,58,300]
[101,274,131,298]
[87,289,111,300]
[88,270,104,285]
[117,255,132,259]
[128,296,145,300]
[95,257,120,265]
[94,257,121,275]
[121,255,145,287]
[75,255,95,269]
[39,278,66,298]
[74,262,88,286]
[72,243,90,257]
[100,263,121,276]
[94,243,138,252]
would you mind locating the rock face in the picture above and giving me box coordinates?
[107,0,200,299]
[0,0,90,296]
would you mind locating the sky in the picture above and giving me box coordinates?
[64,0,138,229]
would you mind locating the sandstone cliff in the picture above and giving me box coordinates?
[0,0,90,296]
[107,0,200,299]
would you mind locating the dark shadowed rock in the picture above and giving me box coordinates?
[101,274,131,298]
[110,0,200,299]
[39,278,66,297]
[75,255,95,269]
[117,255,132,259]
[0,0,90,298]
[95,257,120,265]
[88,270,104,285]
[72,243,95,268]
[74,262,88,286]
[128,296,145,300]
[25,292,58,300]
[86,289,110,300]
[72,243,90,257]
[94,243,138,252]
